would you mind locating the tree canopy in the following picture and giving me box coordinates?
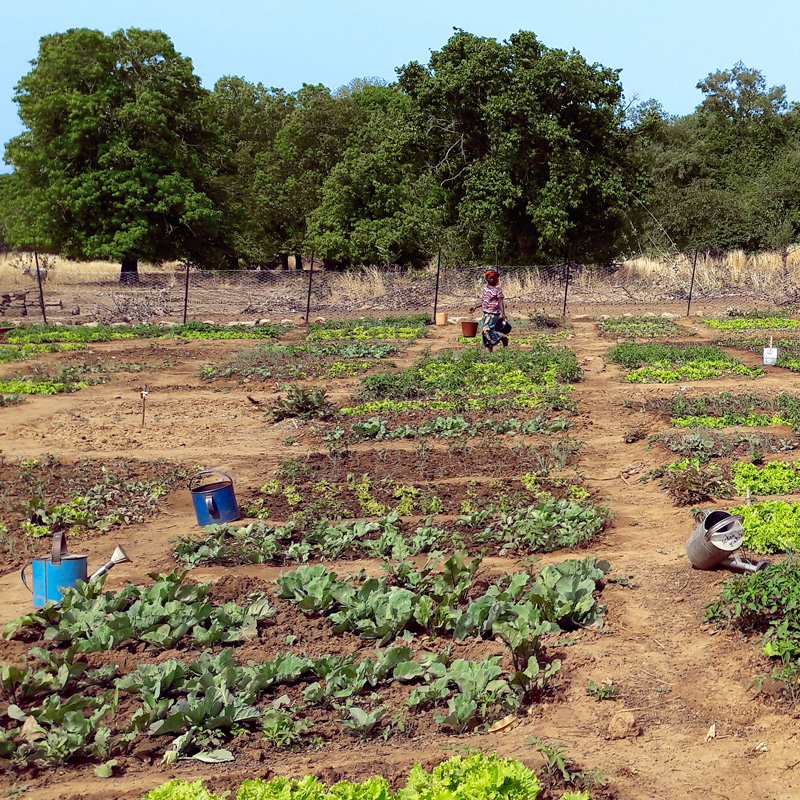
[630,62,800,256]
[2,29,799,270]
[396,30,634,265]
[3,28,228,277]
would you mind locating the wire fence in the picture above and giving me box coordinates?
[2,253,800,326]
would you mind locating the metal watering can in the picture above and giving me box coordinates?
[189,469,240,526]
[21,531,132,608]
[686,510,769,574]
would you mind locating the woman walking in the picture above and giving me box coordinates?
[470,270,509,352]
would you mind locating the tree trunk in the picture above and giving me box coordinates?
[120,257,139,285]
[279,254,290,270]
[293,253,304,270]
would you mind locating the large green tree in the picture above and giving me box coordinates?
[210,76,293,266]
[3,28,228,281]
[396,30,634,265]
[306,83,443,267]
[632,63,800,257]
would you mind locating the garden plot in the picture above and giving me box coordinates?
[4,312,800,800]
[0,549,609,783]
[606,342,763,382]
[0,455,188,575]
[597,315,692,338]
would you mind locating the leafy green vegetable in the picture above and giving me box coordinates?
[141,779,224,800]
[730,500,800,553]
[3,572,274,652]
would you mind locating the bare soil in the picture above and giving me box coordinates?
[2,310,800,800]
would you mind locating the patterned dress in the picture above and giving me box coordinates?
[479,283,505,348]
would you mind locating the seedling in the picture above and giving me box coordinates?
[585,681,620,701]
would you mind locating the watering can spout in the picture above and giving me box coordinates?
[89,545,133,581]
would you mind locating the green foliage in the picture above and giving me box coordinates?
[706,559,800,687]
[200,342,397,382]
[306,86,442,267]
[2,572,275,652]
[646,391,800,423]
[0,378,87,394]
[729,500,800,553]
[307,326,426,342]
[672,412,793,429]
[0,343,86,363]
[398,29,634,264]
[161,752,541,800]
[359,348,580,407]
[654,429,797,462]
[0,393,24,407]
[526,736,607,796]
[585,680,620,701]
[599,316,688,337]
[271,386,336,420]
[275,553,607,715]
[398,752,541,800]
[347,414,571,442]
[4,28,230,267]
[704,317,800,330]
[631,62,800,253]
[310,314,431,331]
[607,342,762,383]
[731,461,800,495]
[477,499,610,552]
[7,464,184,544]
[3,693,117,766]
[660,458,733,506]
[142,780,224,800]
[5,322,287,344]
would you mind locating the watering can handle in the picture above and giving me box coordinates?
[205,495,216,516]
[189,469,233,490]
[703,514,744,542]
[20,564,32,593]
[51,530,68,566]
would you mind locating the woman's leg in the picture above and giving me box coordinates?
[481,312,502,350]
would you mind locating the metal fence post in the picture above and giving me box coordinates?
[33,251,47,325]
[686,249,698,317]
[182,260,190,324]
[305,254,315,324]
[561,262,570,318]
[432,248,441,322]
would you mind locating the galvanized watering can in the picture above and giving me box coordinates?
[21,531,132,608]
[686,509,768,573]
[189,469,240,526]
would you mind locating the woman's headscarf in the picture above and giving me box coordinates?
[484,269,499,282]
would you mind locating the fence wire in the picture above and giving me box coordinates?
[2,256,800,325]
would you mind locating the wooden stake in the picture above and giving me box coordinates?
[140,388,148,428]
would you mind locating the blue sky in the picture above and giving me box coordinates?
[3,0,799,173]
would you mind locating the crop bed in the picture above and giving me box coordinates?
[3,308,800,800]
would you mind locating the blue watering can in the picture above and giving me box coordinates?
[21,531,88,608]
[190,469,240,526]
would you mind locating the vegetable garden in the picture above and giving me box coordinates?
[3,308,800,800]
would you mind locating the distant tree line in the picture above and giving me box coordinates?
[1,27,799,279]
